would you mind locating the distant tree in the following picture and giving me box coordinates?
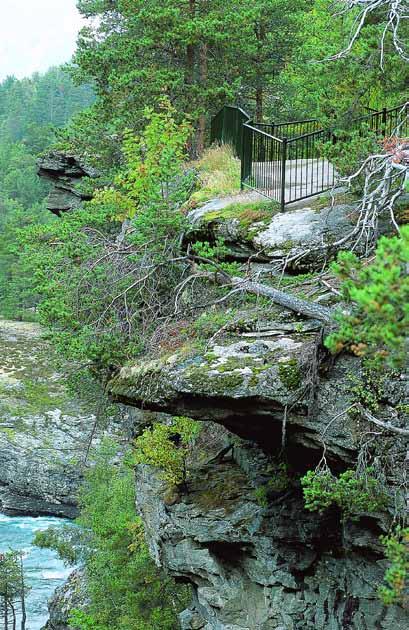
[0,67,93,320]
[0,552,30,630]
[70,0,307,158]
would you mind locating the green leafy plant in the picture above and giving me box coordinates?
[326,228,409,368]
[191,239,242,276]
[254,463,291,507]
[379,526,409,606]
[134,417,201,486]
[321,127,379,183]
[301,467,387,519]
[35,440,188,630]
[347,364,385,413]
[278,358,302,391]
[193,309,233,338]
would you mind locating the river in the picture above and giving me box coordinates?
[0,514,71,630]
[0,319,97,629]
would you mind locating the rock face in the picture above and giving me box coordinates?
[37,152,99,216]
[0,319,119,517]
[42,569,88,630]
[109,316,361,459]
[186,192,385,270]
[109,309,409,628]
[136,435,408,630]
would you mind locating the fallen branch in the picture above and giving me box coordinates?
[329,0,409,66]
[187,255,334,323]
[358,404,409,436]
[229,276,333,323]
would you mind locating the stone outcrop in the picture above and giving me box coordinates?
[186,191,400,270]
[108,307,409,628]
[42,570,88,630]
[37,152,99,216]
[0,319,120,517]
[136,433,408,629]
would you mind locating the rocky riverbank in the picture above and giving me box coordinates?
[36,154,409,629]
[0,319,120,517]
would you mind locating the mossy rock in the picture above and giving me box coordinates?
[278,358,302,391]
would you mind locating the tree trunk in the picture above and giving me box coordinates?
[4,589,9,630]
[255,85,263,124]
[255,21,266,122]
[9,602,16,630]
[20,556,26,630]
[231,276,333,322]
[196,42,208,155]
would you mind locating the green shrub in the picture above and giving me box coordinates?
[254,464,291,507]
[18,104,191,370]
[325,228,409,369]
[134,417,201,486]
[379,527,409,606]
[35,440,189,630]
[301,468,387,519]
[321,127,379,185]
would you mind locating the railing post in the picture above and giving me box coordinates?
[280,137,287,211]
[241,124,252,189]
[382,107,387,136]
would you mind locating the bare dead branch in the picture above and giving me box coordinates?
[329,0,409,66]
[358,404,409,436]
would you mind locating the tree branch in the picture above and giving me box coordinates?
[358,404,409,436]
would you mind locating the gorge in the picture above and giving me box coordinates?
[0,0,408,628]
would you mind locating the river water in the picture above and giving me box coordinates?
[0,514,71,630]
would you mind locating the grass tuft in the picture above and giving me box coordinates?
[189,144,241,205]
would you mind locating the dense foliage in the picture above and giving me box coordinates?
[326,227,409,368]
[134,417,201,486]
[278,0,408,122]
[301,467,388,519]
[2,0,408,623]
[0,67,93,319]
[35,440,189,630]
[63,0,308,161]
[55,0,408,167]
[17,104,192,369]
[379,527,409,606]
[0,551,29,629]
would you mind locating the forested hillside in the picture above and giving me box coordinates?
[61,0,408,163]
[0,67,94,318]
[0,1,408,629]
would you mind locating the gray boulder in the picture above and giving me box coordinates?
[37,152,99,216]
[42,569,88,630]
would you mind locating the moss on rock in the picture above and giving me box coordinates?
[278,358,302,391]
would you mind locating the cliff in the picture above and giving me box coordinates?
[107,194,408,629]
[0,319,120,517]
[110,316,408,629]
[38,160,408,628]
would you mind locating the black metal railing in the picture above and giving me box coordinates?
[211,102,408,211]
[350,104,408,137]
[210,105,250,159]
[242,123,336,209]
[255,119,321,139]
